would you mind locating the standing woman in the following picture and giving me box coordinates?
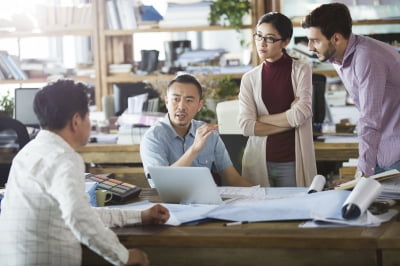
[238,12,316,187]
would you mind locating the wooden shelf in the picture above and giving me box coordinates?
[312,69,338,77]
[104,73,246,84]
[103,25,252,36]
[0,29,93,39]
[352,19,400,25]
[292,18,400,27]
[0,76,95,85]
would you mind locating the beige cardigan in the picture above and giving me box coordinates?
[238,59,317,187]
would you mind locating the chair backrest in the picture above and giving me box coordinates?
[312,74,327,124]
[0,116,30,149]
[216,100,248,177]
[216,100,241,134]
[0,116,30,187]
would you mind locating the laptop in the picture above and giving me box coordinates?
[147,166,223,205]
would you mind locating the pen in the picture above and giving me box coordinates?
[223,221,249,227]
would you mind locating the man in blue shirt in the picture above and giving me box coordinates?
[140,73,253,187]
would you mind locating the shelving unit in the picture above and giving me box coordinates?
[1,1,399,111]
[94,0,264,108]
[1,0,260,111]
[0,29,97,83]
[0,1,100,104]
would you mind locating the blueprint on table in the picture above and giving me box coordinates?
[206,190,351,222]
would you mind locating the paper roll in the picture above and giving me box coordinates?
[307,174,326,193]
[341,177,382,219]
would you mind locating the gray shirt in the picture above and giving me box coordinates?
[140,115,233,177]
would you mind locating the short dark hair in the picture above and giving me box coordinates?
[257,12,293,41]
[302,2,352,39]
[33,79,89,130]
[167,73,203,99]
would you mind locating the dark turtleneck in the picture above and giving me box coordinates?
[262,53,295,162]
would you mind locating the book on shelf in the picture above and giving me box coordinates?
[0,54,14,80]
[0,51,27,80]
[136,5,162,29]
[0,67,5,79]
[105,0,121,30]
[115,0,137,29]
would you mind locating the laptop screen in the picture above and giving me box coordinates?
[148,166,223,205]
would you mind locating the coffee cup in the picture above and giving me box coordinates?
[96,190,113,207]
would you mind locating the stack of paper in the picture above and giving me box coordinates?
[159,1,212,28]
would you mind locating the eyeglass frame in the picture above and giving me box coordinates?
[253,33,283,44]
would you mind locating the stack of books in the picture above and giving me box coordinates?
[35,4,92,30]
[105,0,163,30]
[109,64,133,75]
[116,112,164,145]
[159,1,212,28]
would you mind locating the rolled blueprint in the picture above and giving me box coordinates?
[307,174,326,194]
[341,177,382,219]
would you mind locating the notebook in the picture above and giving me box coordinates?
[147,166,223,205]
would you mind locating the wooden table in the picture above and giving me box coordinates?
[2,142,359,164]
[82,188,400,266]
[78,142,359,163]
[314,142,359,161]
[76,144,149,187]
[2,142,360,185]
[76,144,141,164]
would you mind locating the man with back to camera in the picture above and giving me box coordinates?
[0,79,170,266]
[302,3,400,179]
[140,73,253,187]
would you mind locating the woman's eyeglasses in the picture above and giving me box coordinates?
[253,33,283,43]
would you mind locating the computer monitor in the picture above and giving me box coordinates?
[113,82,159,116]
[14,88,40,127]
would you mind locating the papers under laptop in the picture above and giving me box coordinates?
[148,166,224,205]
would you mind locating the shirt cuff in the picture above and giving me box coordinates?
[354,170,363,180]
[124,209,142,225]
[116,244,129,265]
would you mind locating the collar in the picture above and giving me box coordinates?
[36,129,75,152]
[329,33,356,66]
[163,114,195,139]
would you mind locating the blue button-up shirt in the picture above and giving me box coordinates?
[330,34,400,176]
[140,115,232,176]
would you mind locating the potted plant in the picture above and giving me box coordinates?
[0,91,14,117]
[208,0,251,33]
[199,75,239,121]
[215,76,239,100]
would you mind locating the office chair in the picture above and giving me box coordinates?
[216,100,248,177]
[312,73,327,126]
[0,116,31,187]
